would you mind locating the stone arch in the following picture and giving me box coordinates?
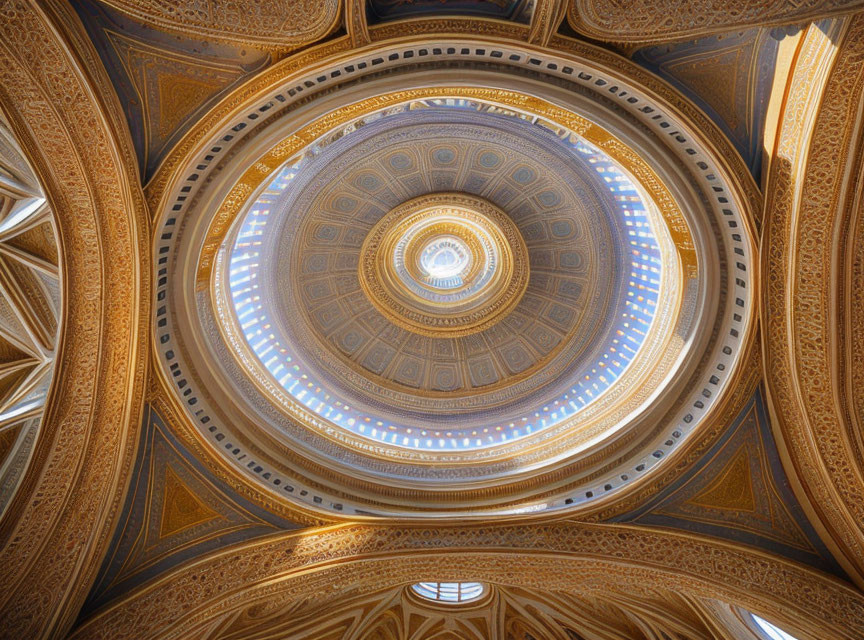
[0,2,149,638]
[72,523,864,639]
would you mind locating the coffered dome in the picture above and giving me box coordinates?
[155,41,757,518]
[214,95,675,452]
[11,4,864,639]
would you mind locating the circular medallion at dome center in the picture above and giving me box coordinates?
[359,193,529,337]
[419,237,470,284]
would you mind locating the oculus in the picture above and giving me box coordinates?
[419,235,471,285]
[358,193,530,337]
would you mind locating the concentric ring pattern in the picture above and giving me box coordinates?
[216,96,674,452]
[156,43,756,517]
[359,192,530,339]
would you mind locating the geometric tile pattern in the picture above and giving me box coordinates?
[633,28,782,183]
[80,405,303,617]
[613,388,847,579]
[71,0,271,182]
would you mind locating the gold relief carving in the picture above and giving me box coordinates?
[345,0,370,48]
[581,340,761,521]
[5,220,58,266]
[145,21,762,227]
[153,74,227,140]
[144,36,353,198]
[594,136,697,268]
[0,0,149,637]
[641,398,818,554]
[71,523,864,640]
[567,0,864,44]
[96,0,340,51]
[106,30,250,168]
[369,18,529,43]
[197,86,703,473]
[144,21,763,228]
[266,134,305,161]
[147,28,758,515]
[196,86,695,284]
[357,193,530,337]
[198,183,253,277]
[0,7,788,637]
[659,45,747,133]
[850,168,864,553]
[166,583,776,639]
[687,446,756,512]
[159,467,220,538]
[527,0,567,47]
[763,16,864,587]
[547,33,762,224]
[148,366,327,528]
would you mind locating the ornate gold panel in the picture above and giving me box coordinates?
[567,0,864,44]
[96,0,340,50]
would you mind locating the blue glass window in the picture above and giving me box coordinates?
[411,582,486,603]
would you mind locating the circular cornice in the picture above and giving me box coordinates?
[150,33,758,519]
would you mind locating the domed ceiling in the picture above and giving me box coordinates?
[217,97,671,448]
[153,42,758,518]
[9,3,864,639]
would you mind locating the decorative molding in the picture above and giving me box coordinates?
[632,28,781,182]
[147,369,328,527]
[763,15,864,588]
[345,0,370,48]
[583,341,761,521]
[94,0,340,51]
[80,405,302,616]
[0,117,60,521]
[0,1,149,638]
[176,583,769,639]
[567,0,864,44]
[356,193,531,338]
[528,0,566,47]
[71,0,272,182]
[71,521,864,640]
[0,5,856,638]
[148,42,756,517]
[614,389,845,577]
[366,0,534,25]
[143,35,354,211]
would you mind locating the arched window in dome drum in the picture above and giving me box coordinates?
[410,582,486,603]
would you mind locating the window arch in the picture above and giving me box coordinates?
[410,582,487,603]
[752,614,799,640]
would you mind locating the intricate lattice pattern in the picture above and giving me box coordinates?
[0,117,61,517]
